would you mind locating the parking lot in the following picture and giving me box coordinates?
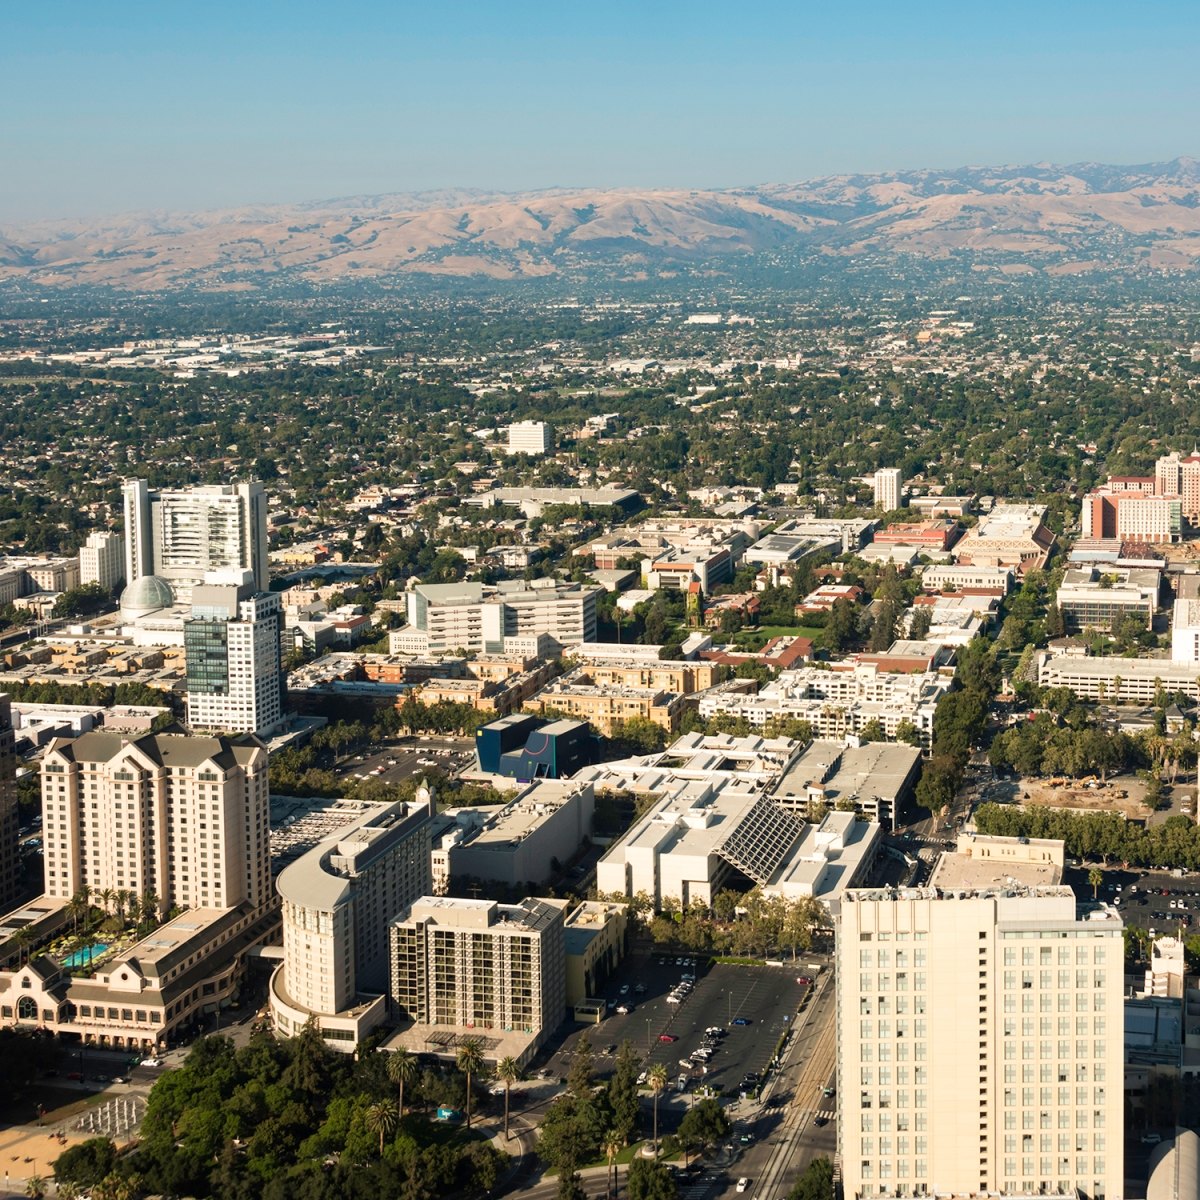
[1070,865,1200,935]
[337,736,476,787]
[542,951,811,1101]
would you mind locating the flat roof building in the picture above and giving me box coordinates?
[388,894,567,1066]
[837,871,1123,1200]
[444,778,594,889]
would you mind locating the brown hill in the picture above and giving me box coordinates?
[2,158,1199,290]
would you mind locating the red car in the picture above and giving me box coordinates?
[658,1033,678,1043]
[796,976,812,986]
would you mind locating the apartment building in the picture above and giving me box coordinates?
[506,420,554,456]
[388,894,568,1066]
[271,797,433,1048]
[0,731,277,1049]
[837,855,1124,1200]
[527,671,688,736]
[561,644,725,693]
[697,661,950,745]
[873,468,902,512]
[397,579,600,655]
[185,578,284,737]
[123,479,270,600]
[40,730,271,913]
[79,531,125,593]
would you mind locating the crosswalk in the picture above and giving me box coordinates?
[807,1108,836,1123]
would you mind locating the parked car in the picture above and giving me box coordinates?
[1142,1132,1163,1146]
[732,1017,752,1026]
[658,1033,678,1043]
[736,1178,750,1193]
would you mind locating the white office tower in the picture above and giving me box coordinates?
[123,479,269,602]
[271,798,433,1048]
[873,468,902,511]
[838,870,1123,1200]
[79,531,125,592]
[41,731,271,914]
[1171,598,1200,665]
[185,575,283,737]
[506,420,554,456]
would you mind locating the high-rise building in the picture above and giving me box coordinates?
[185,576,283,737]
[506,420,553,456]
[873,468,902,512]
[271,796,433,1048]
[122,479,269,601]
[389,894,567,1063]
[1154,451,1200,524]
[79,531,125,593]
[0,695,19,908]
[837,842,1123,1200]
[40,730,271,915]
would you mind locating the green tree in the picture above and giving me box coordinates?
[608,1041,641,1146]
[1088,867,1104,899]
[788,1156,834,1200]
[626,1157,678,1200]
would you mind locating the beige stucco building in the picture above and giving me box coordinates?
[271,797,433,1049]
[837,849,1124,1200]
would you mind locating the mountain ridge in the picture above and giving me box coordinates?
[3,157,1200,290]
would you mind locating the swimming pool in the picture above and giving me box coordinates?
[61,943,108,968]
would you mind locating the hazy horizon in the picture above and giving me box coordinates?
[2,0,1198,222]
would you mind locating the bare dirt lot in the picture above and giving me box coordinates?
[1016,774,1148,819]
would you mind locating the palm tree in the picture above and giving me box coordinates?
[364,1099,398,1156]
[648,1064,668,1158]
[24,1174,45,1200]
[56,1181,79,1200]
[495,1055,521,1140]
[1088,867,1104,899]
[98,888,115,919]
[605,1130,622,1200]
[141,889,161,930]
[456,1037,485,1129]
[12,926,34,967]
[386,1048,418,1119]
[115,890,131,927]
[66,891,88,936]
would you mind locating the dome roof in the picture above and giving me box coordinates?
[120,574,175,619]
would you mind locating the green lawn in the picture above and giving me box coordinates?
[733,624,825,648]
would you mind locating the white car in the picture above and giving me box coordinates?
[140,1057,163,1068]
[736,1179,750,1193]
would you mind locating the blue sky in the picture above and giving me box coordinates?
[1,0,1196,220]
